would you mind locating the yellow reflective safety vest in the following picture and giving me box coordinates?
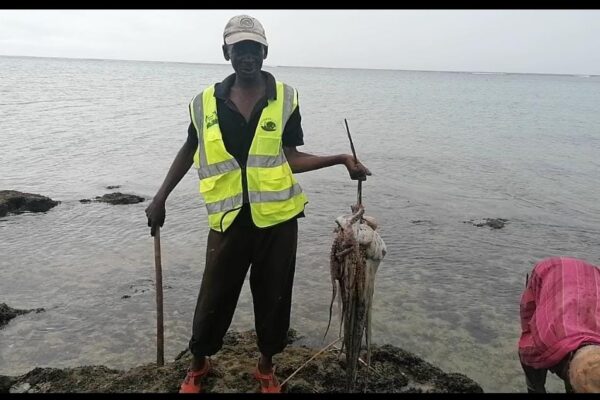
[190,81,308,232]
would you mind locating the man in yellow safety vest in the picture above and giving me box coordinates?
[145,14,370,393]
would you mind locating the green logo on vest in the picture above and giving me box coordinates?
[260,118,277,132]
[205,111,218,129]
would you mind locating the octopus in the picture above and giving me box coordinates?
[324,204,387,392]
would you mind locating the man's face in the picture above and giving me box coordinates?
[225,40,266,77]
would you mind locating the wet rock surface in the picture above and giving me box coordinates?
[464,218,508,229]
[0,191,59,217]
[1,330,483,393]
[0,303,45,329]
[120,279,172,300]
[79,192,145,205]
[0,375,13,393]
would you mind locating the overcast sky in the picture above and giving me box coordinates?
[1,10,599,75]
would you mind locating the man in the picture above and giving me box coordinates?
[518,256,600,393]
[145,15,370,393]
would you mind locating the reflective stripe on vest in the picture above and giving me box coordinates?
[190,81,307,232]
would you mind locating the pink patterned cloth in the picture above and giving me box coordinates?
[519,257,600,368]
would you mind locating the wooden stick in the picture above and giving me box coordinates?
[344,118,362,207]
[280,337,342,387]
[154,226,164,367]
[344,118,358,162]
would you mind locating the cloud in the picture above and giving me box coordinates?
[0,10,599,75]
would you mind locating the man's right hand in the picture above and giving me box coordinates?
[145,198,166,237]
[344,154,371,181]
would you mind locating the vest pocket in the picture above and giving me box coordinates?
[254,198,297,215]
[199,178,217,194]
[257,164,292,192]
[205,127,224,143]
[255,135,281,156]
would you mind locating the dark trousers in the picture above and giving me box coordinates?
[188,218,298,358]
[521,357,574,393]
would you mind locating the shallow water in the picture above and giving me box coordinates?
[1,56,600,392]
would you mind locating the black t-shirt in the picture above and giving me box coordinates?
[187,71,305,227]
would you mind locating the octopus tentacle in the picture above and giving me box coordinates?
[326,204,386,392]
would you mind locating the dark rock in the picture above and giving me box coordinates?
[0,191,59,217]
[0,303,45,329]
[79,193,145,205]
[464,218,508,230]
[0,329,483,393]
[0,375,13,393]
[94,193,145,205]
[434,372,484,393]
[286,328,303,344]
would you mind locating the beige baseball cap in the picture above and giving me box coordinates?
[569,344,600,392]
[223,15,268,47]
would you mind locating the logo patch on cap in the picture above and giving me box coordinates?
[239,17,254,28]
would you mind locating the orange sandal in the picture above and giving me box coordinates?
[254,364,282,393]
[179,358,211,393]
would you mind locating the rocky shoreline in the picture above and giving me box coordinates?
[0,191,59,217]
[1,189,487,393]
[0,329,483,393]
[0,303,44,329]
[0,189,145,217]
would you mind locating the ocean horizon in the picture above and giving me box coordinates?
[2,54,597,77]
